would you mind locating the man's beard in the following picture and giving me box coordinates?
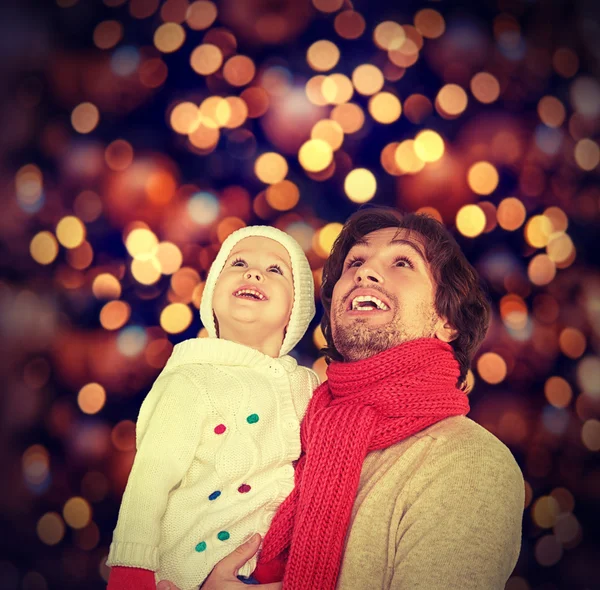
[332,301,439,362]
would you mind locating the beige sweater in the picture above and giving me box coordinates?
[336,415,524,590]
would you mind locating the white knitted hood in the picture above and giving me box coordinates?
[200,225,315,357]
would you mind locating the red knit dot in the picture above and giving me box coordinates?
[214,424,226,434]
[238,483,251,493]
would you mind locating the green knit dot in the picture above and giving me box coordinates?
[246,413,259,424]
[195,541,206,552]
[217,531,230,541]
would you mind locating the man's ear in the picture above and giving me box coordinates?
[436,319,458,343]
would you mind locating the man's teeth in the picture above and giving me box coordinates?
[351,295,389,311]
[234,289,266,300]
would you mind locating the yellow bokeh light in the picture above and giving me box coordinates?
[373,21,406,50]
[470,72,501,104]
[170,102,201,134]
[217,96,248,128]
[544,206,569,232]
[436,84,468,117]
[380,142,402,176]
[368,92,402,124]
[532,496,560,529]
[56,216,86,249]
[190,43,223,75]
[131,258,162,285]
[574,138,600,171]
[344,168,377,203]
[352,64,384,96]
[497,197,526,231]
[306,40,340,72]
[414,130,445,162]
[528,254,556,286]
[312,0,343,13]
[394,140,425,174]
[316,222,343,257]
[63,497,92,529]
[414,9,445,39]
[330,103,364,133]
[266,180,300,211]
[305,75,328,106]
[525,215,553,248]
[311,119,344,151]
[477,352,507,384]
[255,152,288,184]
[467,161,499,195]
[37,513,65,546]
[298,139,334,173]
[30,231,59,265]
[78,383,106,415]
[125,228,159,260]
[160,302,194,334]
[100,300,131,330]
[92,273,122,299]
[456,204,486,238]
[546,232,574,264]
[71,102,100,134]
[154,22,185,53]
[156,242,183,275]
[321,73,354,104]
[581,419,600,451]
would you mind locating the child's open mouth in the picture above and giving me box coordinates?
[233,287,268,301]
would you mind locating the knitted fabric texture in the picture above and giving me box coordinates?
[200,225,315,357]
[255,338,470,590]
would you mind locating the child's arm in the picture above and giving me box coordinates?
[107,369,207,583]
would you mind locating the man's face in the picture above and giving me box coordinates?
[213,236,294,342]
[330,227,448,361]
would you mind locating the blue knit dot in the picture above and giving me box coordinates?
[246,413,259,424]
[217,531,230,541]
[208,490,221,501]
[195,541,206,552]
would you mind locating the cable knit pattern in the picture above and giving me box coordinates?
[255,338,470,590]
[106,338,319,590]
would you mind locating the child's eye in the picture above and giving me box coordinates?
[268,264,283,275]
[231,257,246,267]
[394,256,414,269]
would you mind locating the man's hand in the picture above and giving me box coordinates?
[156,534,282,590]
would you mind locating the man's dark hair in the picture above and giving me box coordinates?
[320,206,491,389]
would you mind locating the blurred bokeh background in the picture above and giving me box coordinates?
[1,0,599,588]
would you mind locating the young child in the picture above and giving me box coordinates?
[106,225,319,590]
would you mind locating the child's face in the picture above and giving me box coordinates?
[213,236,294,345]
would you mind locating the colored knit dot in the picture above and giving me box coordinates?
[214,424,226,434]
[195,541,206,552]
[246,414,259,424]
[208,490,221,501]
[238,484,251,494]
[217,531,230,541]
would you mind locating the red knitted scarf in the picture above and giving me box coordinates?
[254,338,470,590]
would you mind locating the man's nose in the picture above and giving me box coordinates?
[244,268,264,282]
[354,265,383,284]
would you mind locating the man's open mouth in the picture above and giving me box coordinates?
[233,288,267,301]
[349,295,389,311]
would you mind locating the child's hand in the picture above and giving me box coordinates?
[156,534,282,590]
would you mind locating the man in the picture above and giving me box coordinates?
[159,207,525,590]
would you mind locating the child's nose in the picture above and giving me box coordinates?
[245,269,264,282]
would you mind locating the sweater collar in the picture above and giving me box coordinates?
[164,337,298,373]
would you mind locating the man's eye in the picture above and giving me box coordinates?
[394,257,414,269]
[346,257,363,268]
[268,265,283,275]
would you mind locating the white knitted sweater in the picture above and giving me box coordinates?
[106,338,319,589]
